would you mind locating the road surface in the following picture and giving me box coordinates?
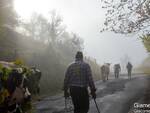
[34,74,150,113]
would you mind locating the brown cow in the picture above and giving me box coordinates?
[101,63,111,82]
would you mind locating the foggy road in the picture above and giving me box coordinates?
[34,74,149,113]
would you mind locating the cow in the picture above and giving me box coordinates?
[101,63,111,82]
[27,67,42,95]
[114,64,121,78]
[0,67,31,113]
[0,61,42,113]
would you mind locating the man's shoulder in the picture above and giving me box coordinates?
[83,61,90,66]
[68,61,90,67]
[67,62,75,68]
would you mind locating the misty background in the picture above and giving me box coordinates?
[0,0,149,97]
[1,0,150,113]
[14,0,148,66]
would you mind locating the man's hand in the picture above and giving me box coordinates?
[91,89,96,99]
[64,90,70,98]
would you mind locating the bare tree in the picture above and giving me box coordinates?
[140,33,150,52]
[47,10,66,43]
[101,0,150,34]
[120,54,131,71]
[21,13,48,40]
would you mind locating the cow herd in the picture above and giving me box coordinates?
[100,62,133,82]
[0,61,42,113]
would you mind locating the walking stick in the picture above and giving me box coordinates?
[65,98,68,113]
[94,99,101,113]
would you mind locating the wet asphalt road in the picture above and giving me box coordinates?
[34,74,149,113]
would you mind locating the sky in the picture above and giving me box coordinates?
[14,0,148,66]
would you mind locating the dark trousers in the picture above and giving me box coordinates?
[70,86,89,113]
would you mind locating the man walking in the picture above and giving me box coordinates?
[64,51,96,113]
[126,62,133,79]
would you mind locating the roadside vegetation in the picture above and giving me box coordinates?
[0,0,101,96]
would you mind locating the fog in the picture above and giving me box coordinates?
[14,0,148,66]
[1,1,150,111]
